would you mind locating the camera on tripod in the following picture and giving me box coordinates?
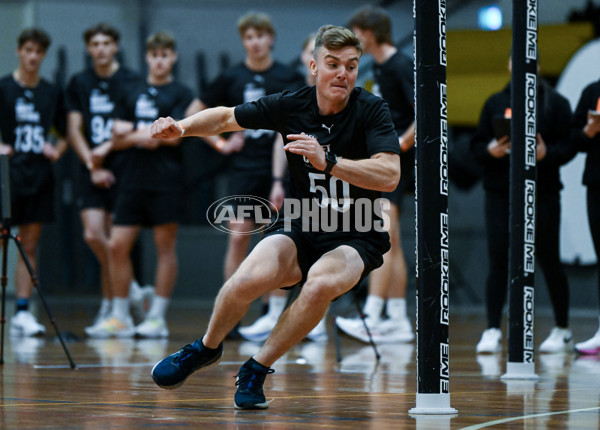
[0,153,75,367]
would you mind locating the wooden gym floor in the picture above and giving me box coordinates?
[1,300,599,429]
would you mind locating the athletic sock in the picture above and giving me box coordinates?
[112,297,130,321]
[362,295,384,320]
[99,298,112,315]
[386,298,407,320]
[147,295,170,320]
[16,298,29,313]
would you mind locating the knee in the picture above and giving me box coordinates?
[83,228,104,248]
[108,238,129,261]
[155,241,176,260]
[301,277,342,306]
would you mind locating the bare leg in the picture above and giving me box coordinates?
[109,225,141,299]
[367,203,406,299]
[224,219,255,280]
[152,223,179,298]
[14,223,42,300]
[80,209,113,299]
[203,235,302,348]
[254,245,364,367]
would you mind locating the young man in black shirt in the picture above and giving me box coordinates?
[338,4,415,344]
[65,23,146,335]
[187,12,305,341]
[150,25,400,409]
[85,32,196,338]
[0,28,67,337]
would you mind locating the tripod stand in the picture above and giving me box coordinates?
[0,156,76,368]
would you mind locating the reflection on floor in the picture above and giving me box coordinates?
[1,300,599,429]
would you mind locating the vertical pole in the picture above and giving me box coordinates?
[502,0,539,380]
[409,0,457,415]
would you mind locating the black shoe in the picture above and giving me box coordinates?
[234,358,275,409]
[151,338,223,389]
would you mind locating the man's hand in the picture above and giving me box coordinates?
[90,141,113,167]
[487,136,511,158]
[90,168,115,188]
[285,133,327,170]
[42,143,60,161]
[584,111,600,139]
[0,143,14,156]
[151,116,183,139]
[536,133,547,161]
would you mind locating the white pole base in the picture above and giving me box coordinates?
[501,361,539,380]
[409,393,458,415]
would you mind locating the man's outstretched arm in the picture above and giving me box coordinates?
[151,106,244,139]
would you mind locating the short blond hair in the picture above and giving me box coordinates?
[146,31,176,51]
[313,25,362,59]
[237,12,275,37]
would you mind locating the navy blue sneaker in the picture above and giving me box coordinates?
[234,358,275,409]
[151,339,223,389]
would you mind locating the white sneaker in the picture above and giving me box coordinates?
[371,318,414,343]
[238,313,279,342]
[10,311,46,337]
[539,327,573,353]
[135,317,169,338]
[476,328,502,353]
[85,315,134,339]
[335,315,380,343]
[574,328,600,355]
[129,280,155,321]
[476,353,501,377]
[85,302,112,334]
[336,316,413,343]
[306,317,328,342]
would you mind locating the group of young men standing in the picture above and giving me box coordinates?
[0,23,190,339]
[1,7,417,348]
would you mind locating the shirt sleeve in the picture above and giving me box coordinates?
[364,98,401,157]
[233,93,281,131]
[65,76,82,113]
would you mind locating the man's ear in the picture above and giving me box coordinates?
[309,58,317,78]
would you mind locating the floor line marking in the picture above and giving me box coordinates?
[460,406,600,429]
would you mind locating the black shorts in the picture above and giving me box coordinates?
[113,189,184,227]
[1,187,55,225]
[264,218,390,285]
[76,173,119,212]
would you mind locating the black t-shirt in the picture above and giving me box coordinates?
[119,80,194,191]
[234,86,400,233]
[471,81,575,195]
[0,75,66,195]
[66,66,140,176]
[372,51,414,132]
[202,61,304,172]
